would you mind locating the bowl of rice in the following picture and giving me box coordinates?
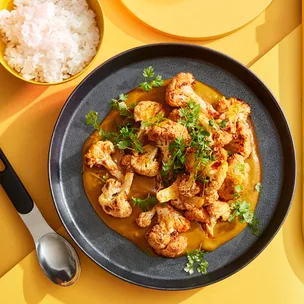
[0,0,104,85]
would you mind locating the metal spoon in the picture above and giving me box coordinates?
[0,148,81,286]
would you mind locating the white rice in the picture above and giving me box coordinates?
[0,0,100,83]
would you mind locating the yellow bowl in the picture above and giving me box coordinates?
[0,0,104,86]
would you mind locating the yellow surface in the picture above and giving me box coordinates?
[0,0,302,300]
[0,0,105,85]
[0,27,303,303]
[120,0,272,40]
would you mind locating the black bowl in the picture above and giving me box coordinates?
[48,44,295,290]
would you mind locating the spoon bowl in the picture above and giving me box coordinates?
[36,233,81,286]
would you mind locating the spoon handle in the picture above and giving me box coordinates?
[0,148,33,214]
[0,148,53,243]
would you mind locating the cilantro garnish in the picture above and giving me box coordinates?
[85,111,100,130]
[160,136,187,179]
[110,94,134,118]
[141,113,166,128]
[208,119,218,130]
[132,195,158,211]
[140,66,164,92]
[184,248,209,275]
[219,119,228,129]
[229,200,260,236]
[178,101,213,175]
[85,111,144,152]
[255,182,262,193]
[234,163,245,174]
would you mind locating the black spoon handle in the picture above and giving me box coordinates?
[0,148,33,214]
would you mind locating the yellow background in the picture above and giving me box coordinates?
[120,0,273,39]
[0,0,302,302]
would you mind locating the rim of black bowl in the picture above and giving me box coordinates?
[48,43,296,290]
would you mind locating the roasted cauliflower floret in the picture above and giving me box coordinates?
[136,203,190,232]
[187,201,231,238]
[184,207,210,223]
[204,149,228,195]
[136,207,156,227]
[204,190,219,205]
[168,108,181,122]
[212,129,233,150]
[146,224,171,250]
[156,203,190,233]
[207,201,231,221]
[156,180,180,203]
[120,154,133,172]
[218,154,250,201]
[227,121,253,159]
[166,72,219,118]
[170,198,187,210]
[133,101,165,123]
[197,110,232,149]
[85,141,124,181]
[217,97,251,133]
[145,204,190,258]
[98,172,134,218]
[171,195,204,211]
[153,231,187,258]
[148,120,191,162]
[130,145,160,177]
[178,174,200,198]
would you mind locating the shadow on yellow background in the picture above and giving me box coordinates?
[18,242,199,304]
[278,30,304,283]
[0,65,47,124]
[255,21,304,284]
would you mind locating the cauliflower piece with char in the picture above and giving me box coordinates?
[185,200,231,237]
[133,101,165,123]
[156,203,190,233]
[131,145,160,177]
[120,154,133,172]
[148,120,191,162]
[226,121,253,159]
[146,207,190,257]
[170,195,204,211]
[120,145,160,177]
[98,172,134,218]
[136,207,156,227]
[204,148,228,195]
[205,201,231,237]
[85,141,124,181]
[178,174,200,198]
[184,207,210,223]
[166,72,219,118]
[153,231,187,258]
[216,97,251,133]
[137,203,190,258]
[207,201,231,222]
[218,154,250,201]
[156,180,180,203]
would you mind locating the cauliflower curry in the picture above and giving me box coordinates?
[82,72,261,258]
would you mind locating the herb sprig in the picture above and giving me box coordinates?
[140,66,164,91]
[141,113,166,128]
[110,94,135,118]
[161,136,187,179]
[229,200,260,236]
[184,247,209,275]
[178,101,213,173]
[85,111,144,152]
[132,195,158,211]
[234,163,245,174]
[233,184,243,198]
[255,182,262,192]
